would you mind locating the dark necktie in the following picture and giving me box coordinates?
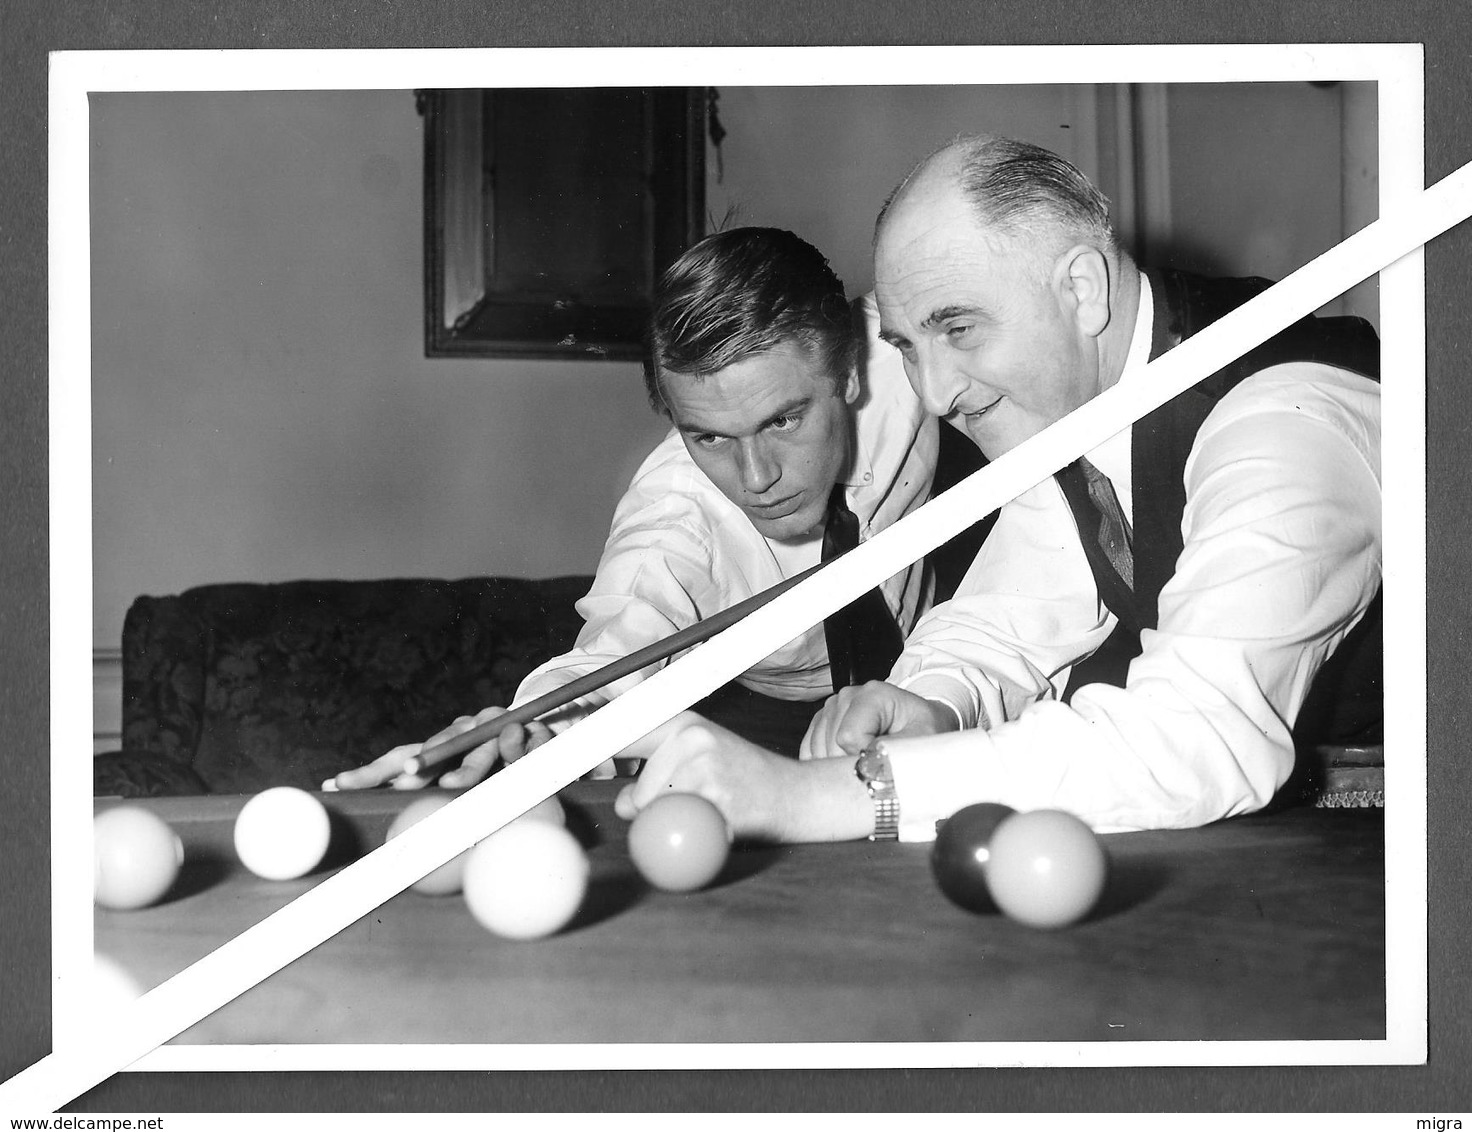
[1056,458,1140,632]
[821,484,905,693]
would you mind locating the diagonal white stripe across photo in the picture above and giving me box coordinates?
[10,157,1467,1114]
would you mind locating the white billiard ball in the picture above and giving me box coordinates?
[94,806,183,910]
[233,786,332,881]
[461,819,588,941]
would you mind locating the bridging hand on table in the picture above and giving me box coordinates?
[798,681,958,761]
[614,712,874,843]
[327,705,562,791]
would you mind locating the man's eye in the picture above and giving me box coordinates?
[693,434,725,448]
[768,415,800,433]
[946,324,975,342]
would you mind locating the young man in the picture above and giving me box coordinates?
[331,227,982,790]
[614,136,1381,841]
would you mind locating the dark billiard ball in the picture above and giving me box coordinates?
[984,809,1108,930]
[930,802,1016,913]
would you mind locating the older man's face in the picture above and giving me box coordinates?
[874,178,1106,460]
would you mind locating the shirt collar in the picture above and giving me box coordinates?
[840,294,885,494]
[1086,271,1153,490]
[1121,271,1155,382]
[839,435,873,490]
[839,387,872,491]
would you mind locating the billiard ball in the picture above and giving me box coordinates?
[94,806,183,910]
[385,792,566,896]
[983,809,1108,930]
[462,819,589,940]
[930,802,1017,913]
[91,952,145,1011]
[627,792,731,893]
[519,793,565,828]
[233,786,332,881]
[384,794,469,896]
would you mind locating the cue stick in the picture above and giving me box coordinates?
[399,559,830,778]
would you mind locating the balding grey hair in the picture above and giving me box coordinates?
[877,134,1117,258]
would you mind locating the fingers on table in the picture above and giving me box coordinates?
[615,715,718,813]
[438,739,502,789]
[613,782,640,820]
[437,714,554,788]
[496,719,540,762]
[329,713,480,791]
[616,710,704,763]
[327,742,425,791]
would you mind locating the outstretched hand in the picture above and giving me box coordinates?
[325,706,555,792]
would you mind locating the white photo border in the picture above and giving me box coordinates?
[51,42,1427,1075]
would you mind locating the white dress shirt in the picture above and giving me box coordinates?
[884,275,1383,837]
[514,295,938,731]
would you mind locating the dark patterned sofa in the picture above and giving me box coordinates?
[93,576,594,797]
[93,571,1383,808]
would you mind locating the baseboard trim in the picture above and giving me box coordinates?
[94,648,122,754]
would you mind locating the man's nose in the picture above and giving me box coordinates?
[736,438,780,495]
[910,347,968,418]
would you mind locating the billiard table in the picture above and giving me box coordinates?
[92,783,1385,1045]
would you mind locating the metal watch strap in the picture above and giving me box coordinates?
[855,742,899,841]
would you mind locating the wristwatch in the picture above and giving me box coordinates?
[854,742,899,841]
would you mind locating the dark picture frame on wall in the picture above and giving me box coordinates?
[420,87,708,360]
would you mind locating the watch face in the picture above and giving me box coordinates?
[856,745,894,788]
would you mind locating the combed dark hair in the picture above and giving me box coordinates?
[644,228,856,412]
[878,135,1116,258]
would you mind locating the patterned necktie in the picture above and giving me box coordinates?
[1056,458,1139,631]
[820,484,905,694]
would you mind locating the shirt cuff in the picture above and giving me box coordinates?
[880,728,999,843]
[892,668,987,730]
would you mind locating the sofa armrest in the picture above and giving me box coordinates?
[93,749,210,798]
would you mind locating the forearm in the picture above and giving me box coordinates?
[512,650,650,732]
[511,575,708,730]
[884,682,1296,837]
[771,754,876,843]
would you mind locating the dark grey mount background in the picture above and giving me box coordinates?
[2,0,1468,1115]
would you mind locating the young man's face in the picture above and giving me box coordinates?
[659,341,857,542]
[874,178,1107,461]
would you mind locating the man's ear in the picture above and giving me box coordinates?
[1053,244,1112,339]
[841,366,861,405]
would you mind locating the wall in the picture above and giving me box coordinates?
[1153,81,1378,322]
[705,85,1099,298]
[91,91,672,651]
